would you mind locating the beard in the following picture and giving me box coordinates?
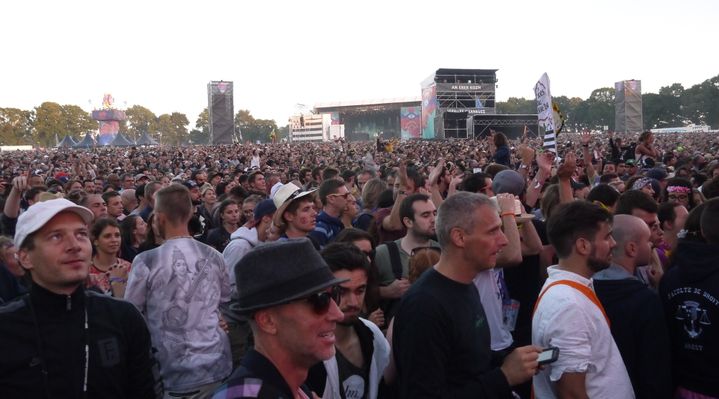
[338,307,361,326]
[587,248,611,273]
[413,228,436,242]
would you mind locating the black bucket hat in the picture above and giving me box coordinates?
[232,238,347,315]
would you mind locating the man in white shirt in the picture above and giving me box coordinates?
[533,201,634,398]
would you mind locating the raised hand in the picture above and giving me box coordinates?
[580,130,591,146]
[537,151,554,175]
[557,153,576,181]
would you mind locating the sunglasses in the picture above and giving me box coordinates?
[410,246,441,256]
[293,286,341,315]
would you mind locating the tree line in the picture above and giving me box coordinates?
[0,104,286,147]
[496,74,719,131]
[1,74,717,146]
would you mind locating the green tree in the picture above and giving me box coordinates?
[552,96,583,131]
[643,92,685,129]
[125,105,158,143]
[190,108,210,144]
[0,107,34,145]
[681,75,719,127]
[496,97,536,114]
[61,105,96,139]
[234,109,278,143]
[278,125,289,141]
[34,102,65,147]
[157,112,189,146]
[584,87,615,130]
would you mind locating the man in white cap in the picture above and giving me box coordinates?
[0,198,161,398]
[273,182,319,246]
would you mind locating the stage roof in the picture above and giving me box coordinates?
[314,97,421,113]
[422,68,498,87]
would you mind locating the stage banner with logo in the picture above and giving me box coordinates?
[421,84,438,139]
[400,106,421,139]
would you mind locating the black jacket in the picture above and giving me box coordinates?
[0,283,161,399]
[659,241,719,397]
[594,277,672,399]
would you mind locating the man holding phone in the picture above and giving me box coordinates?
[393,193,540,398]
[533,201,634,398]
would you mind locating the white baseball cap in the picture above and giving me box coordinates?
[14,198,94,248]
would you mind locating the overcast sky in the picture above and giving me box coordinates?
[2,0,716,128]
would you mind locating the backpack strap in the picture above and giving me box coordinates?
[533,279,610,327]
[386,241,403,280]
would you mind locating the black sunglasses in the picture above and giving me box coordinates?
[294,286,341,315]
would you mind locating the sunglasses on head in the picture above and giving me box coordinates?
[293,286,341,315]
[410,246,441,256]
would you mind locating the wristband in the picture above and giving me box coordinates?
[109,277,127,284]
[500,212,516,218]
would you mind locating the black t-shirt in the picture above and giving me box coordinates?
[335,348,369,399]
[393,268,511,398]
[206,227,231,253]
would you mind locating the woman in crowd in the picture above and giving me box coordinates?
[198,184,218,232]
[240,194,262,227]
[138,213,164,254]
[635,131,660,166]
[120,214,147,262]
[663,177,696,211]
[491,132,512,167]
[354,178,387,231]
[64,179,84,193]
[87,218,131,298]
[206,199,240,253]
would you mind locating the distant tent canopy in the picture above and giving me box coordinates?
[57,134,77,148]
[135,131,159,146]
[74,132,96,148]
[108,132,135,147]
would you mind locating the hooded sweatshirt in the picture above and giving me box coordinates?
[659,240,719,397]
[221,226,260,322]
[594,264,672,399]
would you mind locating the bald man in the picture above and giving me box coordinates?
[593,215,672,399]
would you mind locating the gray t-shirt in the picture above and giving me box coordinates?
[374,239,439,285]
[125,237,232,391]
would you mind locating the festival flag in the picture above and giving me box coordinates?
[534,73,557,152]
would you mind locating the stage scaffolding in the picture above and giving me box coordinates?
[471,114,539,140]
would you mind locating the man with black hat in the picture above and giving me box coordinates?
[212,239,346,398]
[0,198,161,398]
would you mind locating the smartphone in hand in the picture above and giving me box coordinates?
[538,347,559,366]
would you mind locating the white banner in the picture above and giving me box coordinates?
[534,73,556,152]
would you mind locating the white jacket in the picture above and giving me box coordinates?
[321,318,390,399]
[222,226,259,293]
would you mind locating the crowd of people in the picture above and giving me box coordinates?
[0,128,718,399]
